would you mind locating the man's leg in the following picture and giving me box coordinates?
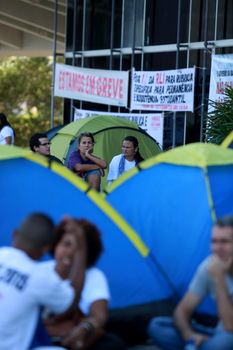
[198,326,233,350]
[86,171,101,191]
[148,316,184,350]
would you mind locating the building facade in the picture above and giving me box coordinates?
[64,0,233,149]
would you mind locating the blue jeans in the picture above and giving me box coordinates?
[148,316,233,350]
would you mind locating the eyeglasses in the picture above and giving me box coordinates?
[40,142,51,146]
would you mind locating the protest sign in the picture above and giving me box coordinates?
[131,67,195,112]
[54,63,129,107]
[208,54,233,111]
[74,108,164,148]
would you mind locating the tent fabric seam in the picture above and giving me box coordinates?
[4,147,150,258]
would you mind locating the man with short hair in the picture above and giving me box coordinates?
[29,132,63,164]
[148,215,233,350]
[0,213,86,350]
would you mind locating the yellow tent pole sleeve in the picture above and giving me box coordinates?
[26,152,150,257]
[221,131,233,148]
[203,166,216,223]
[88,191,150,257]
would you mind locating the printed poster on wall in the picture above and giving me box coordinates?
[208,54,233,112]
[74,108,164,148]
[54,63,129,107]
[131,67,195,112]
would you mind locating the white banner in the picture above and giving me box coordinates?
[74,108,164,148]
[208,54,233,111]
[131,67,195,112]
[54,63,129,107]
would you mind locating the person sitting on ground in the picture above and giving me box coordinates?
[42,218,126,350]
[0,112,15,145]
[148,215,233,350]
[29,132,63,164]
[67,132,107,192]
[0,213,87,350]
[107,135,144,184]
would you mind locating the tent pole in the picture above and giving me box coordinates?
[200,0,209,142]
[172,0,182,148]
[50,0,58,129]
[108,0,115,112]
[131,0,137,69]
[70,0,77,123]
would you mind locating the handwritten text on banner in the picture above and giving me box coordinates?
[208,54,233,112]
[74,108,164,148]
[131,68,195,112]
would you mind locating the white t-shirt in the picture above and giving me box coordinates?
[0,247,74,350]
[44,261,110,316]
[0,126,14,145]
[79,267,110,315]
[107,154,136,183]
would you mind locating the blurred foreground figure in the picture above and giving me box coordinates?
[0,213,86,350]
[148,216,233,350]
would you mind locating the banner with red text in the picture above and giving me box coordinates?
[208,54,233,112]
[54,64,129,107]
[74,108,164,148]
[131,67,195,112]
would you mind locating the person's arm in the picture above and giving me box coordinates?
[55,218,87,315]
[174,292,208,347]
[73,163,101,173]
[107,156,118,184]
[62,299,108,349]
[208,255,233,332]
[84,149,107,169]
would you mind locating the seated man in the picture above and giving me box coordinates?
[0,213,86,350]
[29,132,63,164]
[148,215,233,350]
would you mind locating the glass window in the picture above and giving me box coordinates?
[217,0,233,40]
[190,0,217,42]
[84,0,112,50]
[145,0,189,46]
[123,0,144,47]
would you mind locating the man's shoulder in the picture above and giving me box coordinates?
[197,256,211,272]
[49,155,63,165]
[110,154,122,163]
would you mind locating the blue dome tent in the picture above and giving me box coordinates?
[105,143,233,315]
[0,145,171,311]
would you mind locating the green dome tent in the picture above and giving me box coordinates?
[50,115,161,189]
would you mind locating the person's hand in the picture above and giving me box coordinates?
[63,218,86,251]
[100,169,105,177]
[85,148,92,158]
[208,255,233,280]
[191,332,209,347]
[62,324,88,350]
[75,164,83,172]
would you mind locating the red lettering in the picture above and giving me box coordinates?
[113,79,119,98]
[97,78,102,96]
[59,71,65,90]
[119,79,123,99]
[108,78,113,97]
[156,73,165,84]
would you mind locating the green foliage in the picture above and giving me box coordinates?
[206,87,233,144]
[0,57,63,147]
